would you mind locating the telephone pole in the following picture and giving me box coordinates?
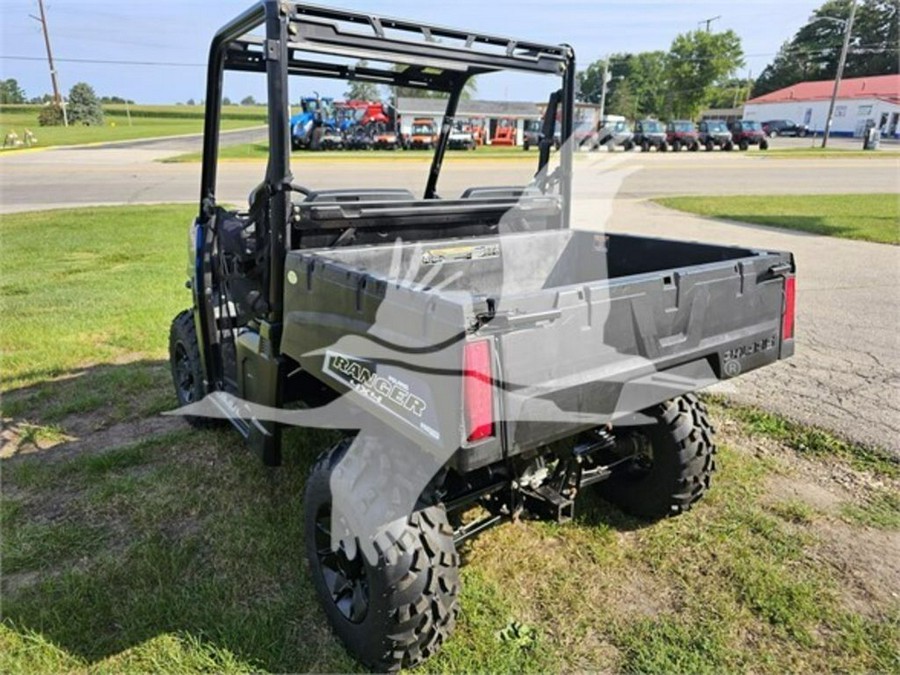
[30,0,68,126]
[821,0,857,148]
[698,15,721,32]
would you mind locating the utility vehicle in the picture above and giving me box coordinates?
[698,119,734,151]
[666,120,701,151]
[170,2,797,670]
[729,119,770,151]
[406,117,438,150]
[632,119,668,152]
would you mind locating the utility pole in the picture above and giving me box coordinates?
[598,58,611,123]
[30,0,68,126]
[698,15,721,32]
[822,0,857,148]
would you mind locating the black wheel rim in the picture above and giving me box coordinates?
[173,342,195,403]
[315,505,369,624]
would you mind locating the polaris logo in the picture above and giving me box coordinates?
[723,335,778,363]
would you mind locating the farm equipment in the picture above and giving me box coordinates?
[172,2,797,670]
[490,117,517,145]
[290,95,342,150]
[448,122,476,150]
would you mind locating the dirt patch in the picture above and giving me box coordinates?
[2,414,188,464]
[810,519,900,618]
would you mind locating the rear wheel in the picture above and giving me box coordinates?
[706,140,715,152]
[739,139,749,151]
[724,141,734,151]
[760,139,769,151]
[641,140,650,153]
[595,394,716,520]
[672,140,681,152]
[305,440,460,672]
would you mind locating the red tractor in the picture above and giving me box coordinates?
[491,118,517,146]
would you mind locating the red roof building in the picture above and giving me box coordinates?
[743,75,900,138]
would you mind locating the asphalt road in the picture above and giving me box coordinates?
[1,141,898,454]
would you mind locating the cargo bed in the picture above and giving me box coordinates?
[282,229,794,469]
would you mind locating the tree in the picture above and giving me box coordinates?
[68,82,104,126]
[707,77,753,109]
[344,61,382,101]
[221,97,231,106]
[241,95,257,106]
[666,29,744,119]
[607,79,637,118]
[38,103,65,126]
[753,0,899,97]
[0,78,27,104]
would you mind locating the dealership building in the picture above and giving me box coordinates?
[742,74,900,138]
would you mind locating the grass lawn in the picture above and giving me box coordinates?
[760,147,900,159]
[162,143,535,163]
[0,105,265,151]
[2,206,899,673]
[655,193,900,245]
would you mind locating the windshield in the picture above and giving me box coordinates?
[707,121,727,132]
[412,124,434,135]
[672,122,694,132]
[742,121,761,131]
[642,121,663,133]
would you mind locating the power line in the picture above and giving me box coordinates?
[0,55,206,67]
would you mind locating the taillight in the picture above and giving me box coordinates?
[782,275,796,341]
[463,340,494,442]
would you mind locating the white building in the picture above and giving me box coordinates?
[743,74,900,138]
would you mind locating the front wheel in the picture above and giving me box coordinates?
[724,141,734,151]
[169,310,213,428]
[760,139,769,151]
[305,440,460,672]
[594,394,716,520]
[706,141,715,152]
[672,140,681,152]
[739,140,749,151]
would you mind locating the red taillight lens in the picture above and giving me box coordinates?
[463,340,494,442]
[782,275,796,341]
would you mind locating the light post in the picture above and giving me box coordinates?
[814,2,857,148]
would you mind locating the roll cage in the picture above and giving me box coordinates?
[194,2,577,446]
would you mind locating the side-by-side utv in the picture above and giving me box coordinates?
[170,2,796,670]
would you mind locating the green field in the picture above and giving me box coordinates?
[655,193,900,245]
[0,105,265,150]
[162,142,536,163]
[2,206,898,673]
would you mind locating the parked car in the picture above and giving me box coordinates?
[729,120,769,151]
[666,120,700,151]
[762,119,809,138]
[597,116,635,150]
[697,120,734,151]
[632,119,668,152]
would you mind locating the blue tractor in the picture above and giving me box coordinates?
[290,95,340,150]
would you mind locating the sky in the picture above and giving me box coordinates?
[1,0,824,104]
